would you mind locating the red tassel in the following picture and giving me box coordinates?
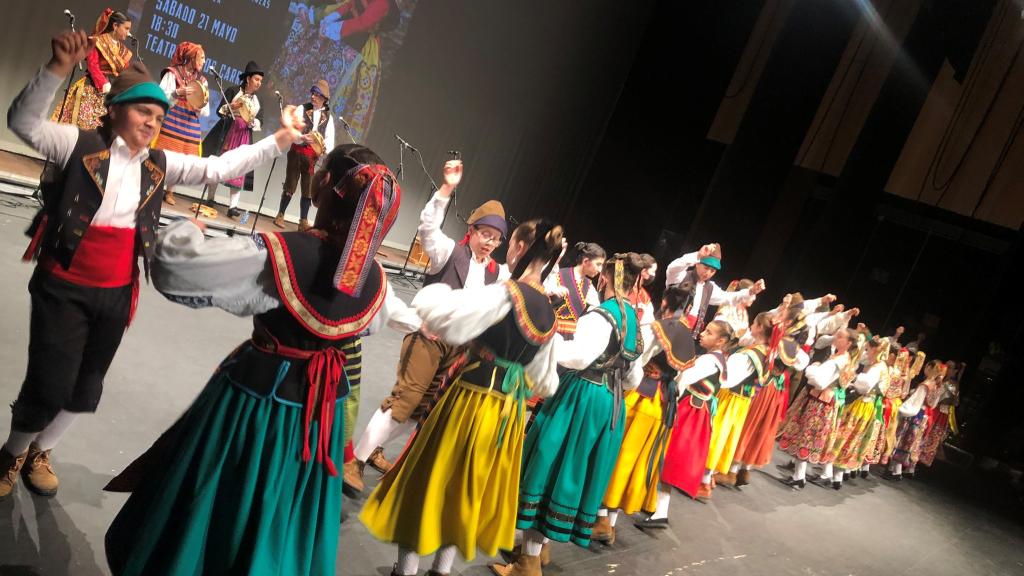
[303,347,346,476]
[343,441,355,463]
[22,214,48,262]
[127,261,141,328]
[458,230,471,246]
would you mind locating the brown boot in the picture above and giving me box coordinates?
[715,472,737,487]
[164,190,176,205]
[695,482,713,500]
[501,544,551,568]
[298,218,313,232]
[0,448,27,501]
[368,446,394,475]
[273,212,287,228]
[490,553,542,576]
[22,444,59,497]
[342,458,365,494]
[540,543,551,567]
[736,468,751,487]
[591,515,615,545]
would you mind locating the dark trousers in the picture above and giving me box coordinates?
[11,270,131,432]
[281,148,314,200]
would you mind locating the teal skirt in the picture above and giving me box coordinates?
[516,372,625,547]
[105,364,345,575]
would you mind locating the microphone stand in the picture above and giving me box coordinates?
[249,95,285,235]
[195,72,238,221]
[338,114,357,144]
[33,12,82,206]
[130,36,142,63]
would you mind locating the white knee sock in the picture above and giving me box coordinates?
[907,464,916,474]
[861,463,870,472]
[793,460,808,481]
[891,462,903,475]
[431,544,458,573]
[607,509,619,527]
[354,408,414,462]
[729,462,741,474]
[702,469,713,484]
[397,547,419,575]
[523,529,547,556]
[597,507,608,517]
[650,488,671,520]
[821,463,833,480]
[742,463,752,471]
[3,430,38,456]
[229,190,241,209]
[204,183,217,202]
[833,469,844,483]
[34,410,79,451]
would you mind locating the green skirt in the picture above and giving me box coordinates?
[516,372,625,547]
[105,366,345,575]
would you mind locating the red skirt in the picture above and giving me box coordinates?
[660,398,711,498]
[733,383,788,468]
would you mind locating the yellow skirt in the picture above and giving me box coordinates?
[706,390,753,474]
[602,389,665,515]
[359,379,525,561]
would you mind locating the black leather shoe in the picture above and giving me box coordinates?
[882,472,902,481]
[782,478,806,489]
[634,517,670,529]
[905,471,915,480]
[832,481,842,490]
[860,470,870,480]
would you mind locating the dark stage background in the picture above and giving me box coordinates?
[2,0,1023,466]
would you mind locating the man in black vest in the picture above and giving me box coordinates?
[344,159,509,493]
[0,30,305,501]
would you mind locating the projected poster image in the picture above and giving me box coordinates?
[268,0,420,143]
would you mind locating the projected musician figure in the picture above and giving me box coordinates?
[275,80,335,231]
[155,42,210,206]
[270,0,402,143]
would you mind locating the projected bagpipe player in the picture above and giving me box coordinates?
[0,28,306,503]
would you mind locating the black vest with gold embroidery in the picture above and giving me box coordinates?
[637,315,697,398]
[459,281,556,388]
[423,243,500,289]
[26,130,167,273]
[301,102,330,137]
[226,231,386,403]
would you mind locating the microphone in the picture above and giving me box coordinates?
[394,133,417,152]
[63,9,75,22]
[337,114,351,129]
[210,68,222,79]
[274,90,283,100]
[447,150,461,159]
[127,32,138,43]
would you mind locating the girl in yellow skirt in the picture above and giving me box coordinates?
[704,313,772,491]
[360,220,563,576]
[591,287,695,544]
[826,338,889,489]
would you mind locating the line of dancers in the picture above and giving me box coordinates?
[0,25,963,576]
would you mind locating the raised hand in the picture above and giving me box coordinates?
[751,279,766,295]
[438,160,463,198]
[48,30,93,77]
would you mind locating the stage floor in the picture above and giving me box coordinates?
[0,197,1022,575]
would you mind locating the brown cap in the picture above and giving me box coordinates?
[467,200,507,237]
[312,79,330,100]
